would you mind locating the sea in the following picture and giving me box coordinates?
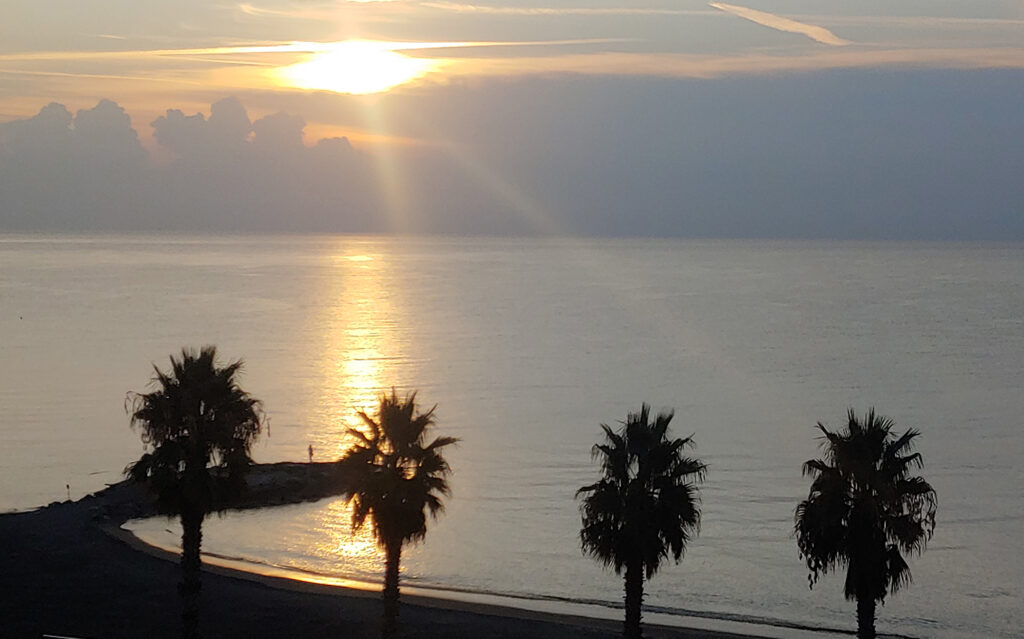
[1,234,1021,639]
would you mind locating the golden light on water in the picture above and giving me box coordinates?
[310,499,383,575]
[275,41,440,94]
[308,241,400,460]
[300,243,395,577]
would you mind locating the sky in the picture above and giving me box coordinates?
[1,0,1023,238]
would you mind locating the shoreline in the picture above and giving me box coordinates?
[0,466,843,639]
[118,522,848,639]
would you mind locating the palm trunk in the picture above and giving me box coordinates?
[856,596,876,639]
[180,506,204,639]
[623,560,644,639]
[381,539,402,639]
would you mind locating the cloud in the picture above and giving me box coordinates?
[0,38,627,63]
[709,2,851,46]
[419,2,718,17]
[8,36,1024,102]
[235,2,395,21]
[0,68,206,85]
[440,47,1024,80]
[803,14,1024,29]
[0,100,147,229]
[3,75,1024,241]
[236,3,325,19]
[0,97,377,232]
[234,1,714,21]
[0,43,333,62]
[0,38,626,61]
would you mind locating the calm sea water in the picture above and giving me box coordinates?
[1,235,1021,638]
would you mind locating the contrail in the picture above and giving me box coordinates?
[710,2,851,46]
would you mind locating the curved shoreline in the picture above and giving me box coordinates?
[126,520,861,639]
[0,465,843,639]
[114,521,833,639]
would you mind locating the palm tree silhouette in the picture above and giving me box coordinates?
[795,409,937,639]
[577,404,705,639]
[125,346,263,639]
[338,390,458,639]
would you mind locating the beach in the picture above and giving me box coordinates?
[0,478,765,639]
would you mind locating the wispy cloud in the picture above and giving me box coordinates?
[0,68,206,84]
[235,1,392,18]
[804,14,1024,29]
[0,43,314,62]
[420,2,718,17]
[0,38,627,64]
[710,2,851,46]
[5,39,1024,102]
[6,43,1024,93]
[439,46,1024,80]
[234,2,398,23]
[236,3,309,18]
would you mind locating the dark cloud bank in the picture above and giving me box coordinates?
[0,97,374,233]
[2,70,1023,239]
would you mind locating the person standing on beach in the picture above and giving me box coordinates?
[308,444,314,462]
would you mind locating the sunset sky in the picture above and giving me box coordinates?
[2,0,1024,237]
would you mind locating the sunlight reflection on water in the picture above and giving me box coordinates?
[308,499,383,575]
[306,243,397,461]
[126,499,385,584]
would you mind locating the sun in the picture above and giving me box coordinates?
[275,41,439,95]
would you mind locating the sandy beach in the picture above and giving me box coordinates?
[0,471,768,639]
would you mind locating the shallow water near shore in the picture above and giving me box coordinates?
[3,234,1022,638]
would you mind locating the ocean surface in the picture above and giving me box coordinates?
[1,234,1021,638]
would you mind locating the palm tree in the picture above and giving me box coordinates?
[795,409,937,639]
[337,390,458,639]
[577,404,706,639]
[125,346,263,639]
